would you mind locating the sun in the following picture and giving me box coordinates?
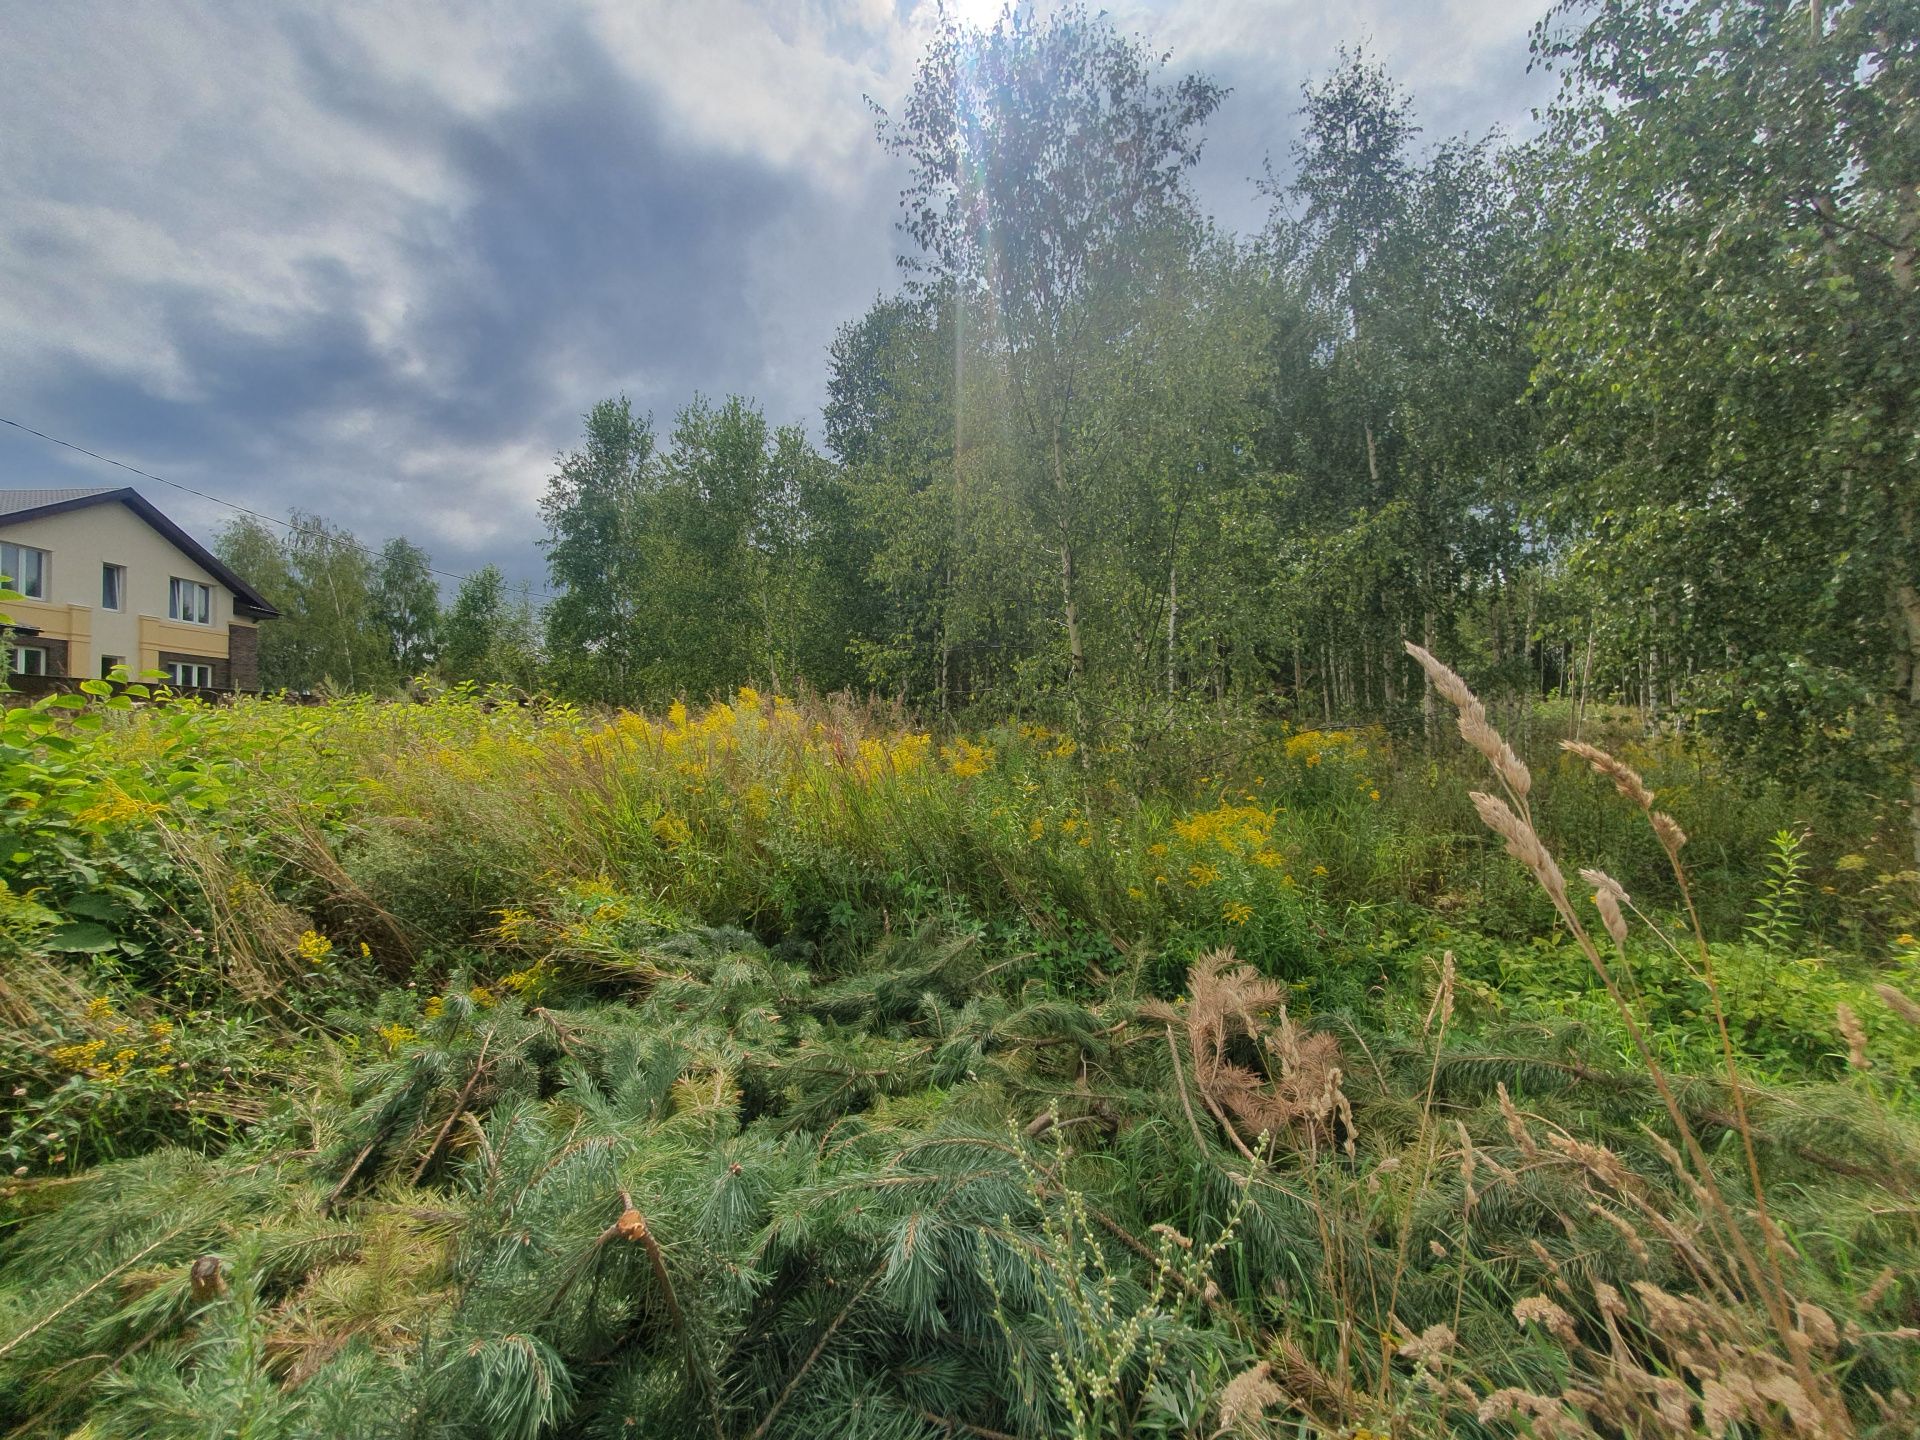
[947,0,1006,33]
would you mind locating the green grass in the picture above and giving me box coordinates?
[0,682,1915,1437]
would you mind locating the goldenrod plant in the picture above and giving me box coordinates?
[0,680,1914,1437]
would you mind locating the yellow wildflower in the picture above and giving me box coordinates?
[941,736,994,777]
[1188,862,1221,888]
[296,929,334,965]
[50,1039,105,1070]
[1223,900,1253,925]
[500,962,551,998]
[85,996,115,1021]
[491,907,537,945]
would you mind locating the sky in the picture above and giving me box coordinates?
[0,0,1555,594]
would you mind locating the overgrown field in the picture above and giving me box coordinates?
[2,670,1918,1438]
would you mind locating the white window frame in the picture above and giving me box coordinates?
[1,542,49,600]
[165,661,214,688]
[169,577,213,625]
[10,645,48,676]
[101,563,125,611]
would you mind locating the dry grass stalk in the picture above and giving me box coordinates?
[1404,641,1850,1435]
[1406,642,1532,804]
[1471,790,1567,902]
[162,826,314,1006]
[1563,738,1656,809]
[1213,1360,1285,1435]
[1581,868,1631,951]
[1422,950,1456,1035]
[1836,1004,1872,1071]
[1875,983,1920,1028]
[1144,950,1352,1157]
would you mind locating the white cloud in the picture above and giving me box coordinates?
[0,0,1547,582]
[582,0,928,183]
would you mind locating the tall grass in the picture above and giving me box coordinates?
[0,679,1914,1436]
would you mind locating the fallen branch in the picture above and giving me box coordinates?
[410,1033,493,1185]
[748,1267,879,1440]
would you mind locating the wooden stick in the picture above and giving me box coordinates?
[747,1268,879,1440]
[410,1033,493,1185]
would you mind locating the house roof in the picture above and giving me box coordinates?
[0,487,119,516]
[0,486,281,619]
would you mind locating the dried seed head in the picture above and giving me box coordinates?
[1630,1280,1703,1339]
[1471,791,1567,900]
[1397,1322,1457,1366]
[1560,740,1655,810]
[1513,1294,1578,1343]
[1404,641,1477,714]
[1497,1082,1538,1159]
[1586,1202,1651,1265]
[1796,1301,1840,1353]
[1875,983,1920,1028]
[1424,950,1456,1034]
[1478,1388,1570,1425]
[1859,1265,1897,1309]
[1406,643,1532,799]
[1837,1003,1872,1070]
[1649,811,1689,853]
[1216,1362,1285,1431]
[1546,1130,1632,1190]
[1581,869,1630,949]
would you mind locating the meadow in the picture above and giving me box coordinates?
[0,666,1917,1438]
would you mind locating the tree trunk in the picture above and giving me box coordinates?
[1893,569,1920,868]
[1060,539,1085,685]
[1166,563,1177,700]
[1422,607,1437,744]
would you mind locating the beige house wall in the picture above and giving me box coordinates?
[1,503,239,678]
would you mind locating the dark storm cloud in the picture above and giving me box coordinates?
[0,1,1546,589]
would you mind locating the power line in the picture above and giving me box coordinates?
[0,413,559,606]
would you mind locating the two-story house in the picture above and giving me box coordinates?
[0,487,279,690]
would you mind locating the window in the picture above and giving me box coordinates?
[0,542,48,600]
[100,654,125,679]
[9,646,47,676]
[102,563,125,610]
[165,661,214,688]
[169,577,212,625]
